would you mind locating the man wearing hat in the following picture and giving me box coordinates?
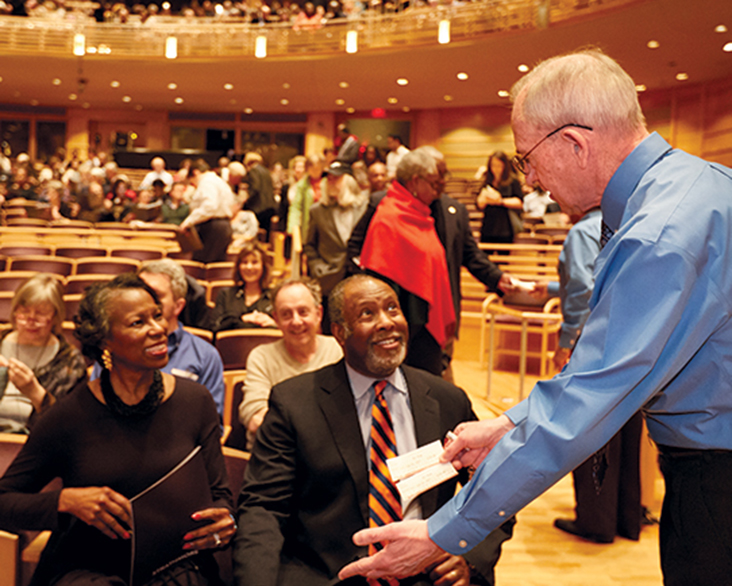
[303,160,368,333]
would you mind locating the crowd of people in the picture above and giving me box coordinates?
[2,48,726,586]
[8,0,453,25]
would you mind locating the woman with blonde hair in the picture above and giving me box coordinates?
[0,274,87,433]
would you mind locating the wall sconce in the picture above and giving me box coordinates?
[255,35,267,58]
[346,30,358,54]
[165,36,177,59]
[438,19,450,44]
[73,33,85,56]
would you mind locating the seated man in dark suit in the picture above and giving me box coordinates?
[233,274,514,586]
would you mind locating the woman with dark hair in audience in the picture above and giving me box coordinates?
[476,151,524,245]
[0,274,87,434]
[0,274,234,586]
[213,240,277,331]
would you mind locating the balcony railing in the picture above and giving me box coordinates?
[0,0,637,60]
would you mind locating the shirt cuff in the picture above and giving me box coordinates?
[504,401,528,426]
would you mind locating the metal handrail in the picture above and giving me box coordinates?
[0,0,636,59]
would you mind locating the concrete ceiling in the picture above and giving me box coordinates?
[0,0,731,114]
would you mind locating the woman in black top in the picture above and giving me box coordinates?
[0,274,234,586]
[476,151,524,244]
[213,240,276,332]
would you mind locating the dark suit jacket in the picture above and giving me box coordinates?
[233,360,512,586]
[243,163,276,215]
[304,201,367,296]
[347,192,503,328]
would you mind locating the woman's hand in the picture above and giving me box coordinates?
[240,311,277,328]
[7,358,47,411]
[183,507,237,551]
[476,185,502,209]
[427,553,471,586]
[58,487,132,540]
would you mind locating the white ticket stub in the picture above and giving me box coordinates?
[386,440,458,508]
[509,277,536,293]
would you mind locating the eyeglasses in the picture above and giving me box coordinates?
[15,307,54,326]
[512,123,593,174]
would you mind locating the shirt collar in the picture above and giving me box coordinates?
[345,361,408,401]
[601,132,673,232]
[168,322,184,350]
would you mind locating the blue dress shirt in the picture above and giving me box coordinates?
[428,133,732,554]
[547,209,602,349]
[92,323,226,420]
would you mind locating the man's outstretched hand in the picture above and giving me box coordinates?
[338,520,445,581]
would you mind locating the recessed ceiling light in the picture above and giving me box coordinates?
[229,99,237,104]
[635,84,647,92]
[715,24,727,33]
[52,78,62,86]
[82,102,90,109]
[335,98,345,105]
[724,42,732,53]
[402,106,410,113]
[110,80,120,88]
[283,82,291,89]
[174,97,184,104]
[339,81,349,88]
[167,82,177,90]
[135,104,143,111]
[224,83,234,90]
[30,99,38,106]
[346,107,355,113]
[244,108,253,114]
[387,97,398,104]
[68,93,78,100]
[456,72,468,80]
[517,64,529,73]
[396,78,408,86]
[443,95,453,102]
[647,40,660,49]
[497,90,509,98]
[280,98,289,105]
[0,77,3,83]
[122,95,132,103]
[676,72,689,81]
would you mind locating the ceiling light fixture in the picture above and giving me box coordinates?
[346,30,358,54]
[346,107,355,113]
[724,42,732,53]
[635,84,647,92]
[517,64,529,73]
[438,20,450,44]
[443,95,453,102]
[339,81,349,89]
[647,40,660,49]
[497,90,509,98]
[255,35,267,59]
[335,98,345,105]
[110,80,120,88]
[53,78,62,86]
[280,98,289,105]
[396,78,409,86]
[73,33,85,56]
[68,93,78,100]
[30,99,38,106]
[174,97,184,104]
[283,82,291,89]
[122,95,132,102]
[224,83,234,90]
[244,108,253,114]
[715,24,727,33]
[402,106,410,113]
[165,36,177,59]
[167,82,177,90]
[387,97,398,104]
[456,72,468,80]
[676,72,689,81]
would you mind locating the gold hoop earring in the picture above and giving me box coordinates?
[101,348,113,371]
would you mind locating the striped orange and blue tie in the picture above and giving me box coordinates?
[368,380,403,556]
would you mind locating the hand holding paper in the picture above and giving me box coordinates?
[386,440,458,509]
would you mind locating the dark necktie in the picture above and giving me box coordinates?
[368,380,403,556]
[592,218,615,493]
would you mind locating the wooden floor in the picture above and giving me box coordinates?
[452,323,664,585]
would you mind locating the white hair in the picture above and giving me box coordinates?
[511,48,645,135]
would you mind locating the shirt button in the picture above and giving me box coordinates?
[459,540,468,548]
[498,511,506,517]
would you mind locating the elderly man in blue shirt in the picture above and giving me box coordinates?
[340,48,732,586]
